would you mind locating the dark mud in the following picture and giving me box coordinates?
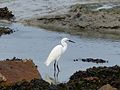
[24,3,120,39]
[0,7,15,20]
[74,58,108,64]
[0,65,120,90]
[0,26,14,36]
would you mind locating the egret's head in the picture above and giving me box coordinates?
[61,38,75,43]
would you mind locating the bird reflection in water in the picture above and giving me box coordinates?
[45,73,60,85]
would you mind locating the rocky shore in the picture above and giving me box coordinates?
[0,7,15,36]
[0,64,120,90]
[23,3,120,39]
[0,3,120,90]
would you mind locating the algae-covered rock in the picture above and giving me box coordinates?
[0,27,14,36]
[0,7,15,20]
[24,3,120,39]
[68,65,120,90]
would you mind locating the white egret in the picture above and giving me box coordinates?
[45,38,75,72]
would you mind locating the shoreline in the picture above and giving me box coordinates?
[0,62,119,90]
[22,3,120,39]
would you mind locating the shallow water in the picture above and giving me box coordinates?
[0,0,120,83]
[0,23,120,82]
[0,0,120,20]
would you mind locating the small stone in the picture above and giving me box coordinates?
[0,73,7,82]
[98,84,117,90]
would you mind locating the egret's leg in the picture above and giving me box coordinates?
[54,60,56,73]
[54,60,57,84]
[56,70,60,82]
[57,62,60,72]
[54,70,56,84]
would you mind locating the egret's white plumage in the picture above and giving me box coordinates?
[45,38,75,72]
[45,45,63,66]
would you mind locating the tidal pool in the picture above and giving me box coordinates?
[0,0,120,83]
[0,23,120,82]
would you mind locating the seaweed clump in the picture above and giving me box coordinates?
[74,58,108,64]
[0,27,14,36]
[68,65,120,90]
[0,7,14,20]
[0,79,50,90]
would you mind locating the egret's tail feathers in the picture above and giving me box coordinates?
[44,60,50,66]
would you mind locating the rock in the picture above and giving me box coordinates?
[74,58,108,64]
[24,3,120,39]
[0,73,7,82]
[0,65,120,90]
[0,59,41,85]
[0,7,15,20]
[0,27,14,36]
[98,84,117,90]
[68,65,120,90]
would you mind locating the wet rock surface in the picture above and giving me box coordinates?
[24,3,120,39]
[0,58,41,85]
[0,7,14,20]
[74,58,108,64]
[0,26,14,36]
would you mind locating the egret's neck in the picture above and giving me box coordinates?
[61,41,67,53]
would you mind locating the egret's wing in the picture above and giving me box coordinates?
[45,45,62,66]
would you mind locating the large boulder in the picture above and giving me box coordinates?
[0,58,41,85]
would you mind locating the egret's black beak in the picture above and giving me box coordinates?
[69,40,75,43]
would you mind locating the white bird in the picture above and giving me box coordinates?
[45,38,75,72]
